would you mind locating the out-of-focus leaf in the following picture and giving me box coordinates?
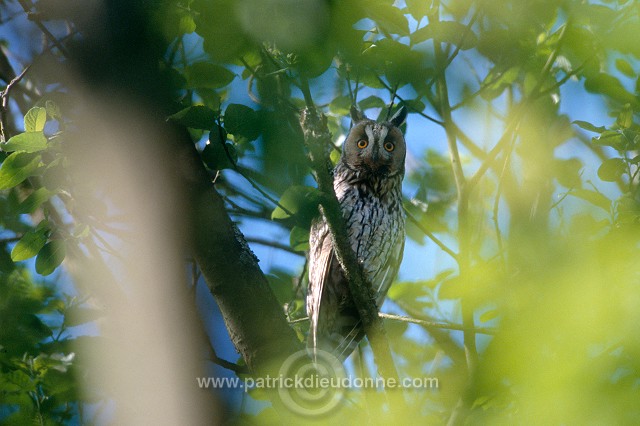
[554,158,583,188]
[479,309,499,323]
[616,104,633,129]
[179,14,196,34]
[266,270,295,305]
[35,240,66,276]
[271,186,321,227]
[45,100,61,120]
[329,95,352,115]
[224,104,261,141]
[201,141,236,170]
[24,107,47,132]
[481,67,519,100]
[405,0,433,20]
[367,2,410,36]
[3,132,47,153]
[186,62,236,89]
[0,152,41,190]
[585,73,638,106]
[167,105,216,130]
[412,21,477,50]
[597,158,626,182]
[615,58,635,78]
[570,189,611,212]
[0,245,15,272]
[387,281,429,302]
[358,95,386,111]
[289,226,309,252]
[63,306,105,327]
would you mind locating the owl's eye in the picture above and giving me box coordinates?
[384,142,395,152]
[357,139,368,149]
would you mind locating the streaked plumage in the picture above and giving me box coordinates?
[307,106,407,360]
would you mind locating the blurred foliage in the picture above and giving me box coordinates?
[1,0,640,423]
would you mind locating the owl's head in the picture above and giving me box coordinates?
[341,106,408,177]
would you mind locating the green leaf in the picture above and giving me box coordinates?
[597,158,626,182]
[224,104,261,141]
[367,3,410,36]
[11,228,48,262]
[24,107,47,132]
[402,99,426,113]
[615,58,635,78]
[329,95,352,115]
[179,14,196,34]
[616,104,633,129]
[17,187,54,214]
[201,141,236,170]
[45,100,61,120]
[570,189,611,212]
[405,0,433,20]
[0,152,41,190]
[185,62,236,89]
[167,106,216,130]
[289,226,309,252]
[358,95,386,111]
[585,73,637,106]
[35,240,66,275]
[479,309,499,323]
[593,130,626,150]
[573,120,606,133]
[411,21,477,50]
[4,132,47,153]
[64,306,104,326]
[271,186,321,226]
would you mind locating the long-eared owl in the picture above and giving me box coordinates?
[307,106,408,361]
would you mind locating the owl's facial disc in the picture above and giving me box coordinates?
[343,120,406,176]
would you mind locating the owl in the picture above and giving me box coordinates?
[307,105,407,361]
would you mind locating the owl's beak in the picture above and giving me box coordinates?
[364,143,380,169]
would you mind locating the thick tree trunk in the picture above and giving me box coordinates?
[181,140,303,376]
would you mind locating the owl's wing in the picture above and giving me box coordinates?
[334,233,405,360]
[307,220,333,355]
[374,235,405,306]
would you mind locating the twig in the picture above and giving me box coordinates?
[376,76,444,125]
[0,64,30,143]
[433,11,478,424]
[17,0,70,57]
[246,237,304,256]
[405,210,458,260]
[378,313,495,335]
[492,135,516,269]
[209,350,249,375]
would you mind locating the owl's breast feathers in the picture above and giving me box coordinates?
[333,162,405,299]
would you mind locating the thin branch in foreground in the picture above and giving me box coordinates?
[17,0,70,57]
[0,64,30,142]
[378,313,495,335]
[246,237,304,256]
[405,210,458,261]
[288,313,497,335]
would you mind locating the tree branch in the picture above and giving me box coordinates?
[181,131,303,376]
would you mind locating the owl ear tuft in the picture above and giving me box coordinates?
[390,106,408,128]
[350,105,367,124]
